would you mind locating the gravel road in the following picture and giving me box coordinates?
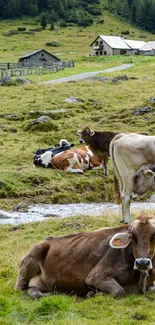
[44,63,134,85]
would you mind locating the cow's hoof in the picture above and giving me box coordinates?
[120,220,129,224]
[148,285,155,294]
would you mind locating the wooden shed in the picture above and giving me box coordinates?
[18,49,61,67]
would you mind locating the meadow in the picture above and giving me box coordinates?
[0,12,155,325]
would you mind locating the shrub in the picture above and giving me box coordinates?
[121,30,130,35]
[45,42,60,47]
[17,27,26,31]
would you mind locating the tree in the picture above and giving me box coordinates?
[136,0,145,27]
[41,14,47,29]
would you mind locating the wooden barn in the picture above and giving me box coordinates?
[18,49,61,67]
[90,35,146,56]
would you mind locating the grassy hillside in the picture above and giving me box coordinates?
[0,12,154,63]
[0,13,155,212]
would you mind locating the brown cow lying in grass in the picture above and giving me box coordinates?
[35,146,102,173]
[16,214,155,298]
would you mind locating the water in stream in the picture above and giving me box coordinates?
[1,201,155,225]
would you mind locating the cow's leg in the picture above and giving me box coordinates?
[121,178,134,224]
[85,266,125,297]
[102,154,109,177]
[27,275,51,298]
[64,166,84,173]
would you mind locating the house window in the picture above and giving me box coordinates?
[39,58,47,61]
[95,41,98,45]
[96,51,98,55]
[100,51,102,55]
[104,51,107,55]
[100,41,103,44]
[120,50,127,55]
[41,53,44,57]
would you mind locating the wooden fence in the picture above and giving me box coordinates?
[0,60,74,78]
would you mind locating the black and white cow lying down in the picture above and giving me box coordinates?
[34,139,74,167]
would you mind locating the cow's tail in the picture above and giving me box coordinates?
[109,134,124,204]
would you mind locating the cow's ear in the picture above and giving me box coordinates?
[90,130,95,136]
[110,232,131,249]
[76,130,81,136]
[144,170,155,178]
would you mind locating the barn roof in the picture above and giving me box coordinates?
[19,49,60,60]
[139,41,155,50]
[90,35,130,49]
[124,39,146,49]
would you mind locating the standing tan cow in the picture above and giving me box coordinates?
[15,214,155,298]
[110,133,155,223]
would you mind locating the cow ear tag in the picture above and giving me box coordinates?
[144,170,154,178]
[110,233,131,249]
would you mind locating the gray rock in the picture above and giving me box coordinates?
[63,96,84,103]
[148,97,155,103]
[31,116,50,125]
[134,106,153,115]
[16,77,32,84]
[13,202,29,212]
[148,194,155,202]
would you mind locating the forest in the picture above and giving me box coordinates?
[107,0,155,33]
[0,0,155,32]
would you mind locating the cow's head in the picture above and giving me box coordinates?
[77,126,95,144]
[110,215,155,273]
[133,164,155,196]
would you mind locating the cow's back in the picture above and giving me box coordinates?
[113,133,155,168]
[40,225,130,294]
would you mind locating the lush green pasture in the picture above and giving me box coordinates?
[1,213,155,325]
[0,54,155,210]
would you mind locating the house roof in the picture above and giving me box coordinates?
[19,49,60,60]
[139,41,155,51]
[124,39,146,49]
[90,35,147,50]
[90,35,131,50]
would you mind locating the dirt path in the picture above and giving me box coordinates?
[44,64,134,85]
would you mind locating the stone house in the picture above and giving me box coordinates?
[139,41,155,56]
[90,35,146,56]
[18,49,61,67]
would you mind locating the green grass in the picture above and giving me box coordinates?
[0,53,155,209]
[1,214,155,325]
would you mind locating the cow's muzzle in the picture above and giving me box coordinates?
[134,258,153,271]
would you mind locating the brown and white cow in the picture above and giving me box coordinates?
[37,146,102,173]
[15,214,155,298]
[110,133,155,223]
[77,126,119,177]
